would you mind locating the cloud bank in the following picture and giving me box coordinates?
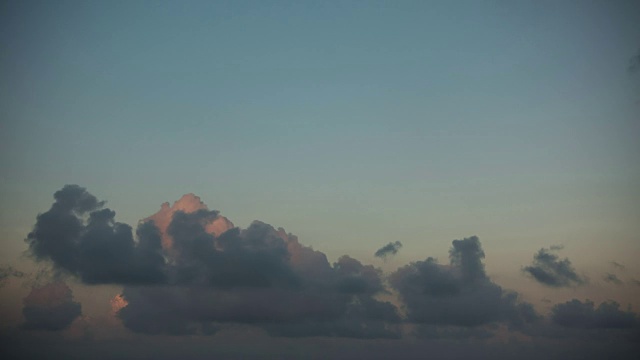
[21,184,639,350]
[26,185,400,338]
[551,299,638,329]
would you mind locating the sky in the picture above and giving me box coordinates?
[1,0,640,359]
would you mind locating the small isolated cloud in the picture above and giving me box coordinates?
[22,282,82,331]
[388,236,537,328]
[0,265,24,287]
[523,247,585,287]
[551,299,638,329]
[603,273,623,285]
[374,241,402,259]
[549,244,564,251]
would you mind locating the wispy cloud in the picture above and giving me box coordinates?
[603,273,624,285]
[611,261,626,271]
[523,247,586,287]
[374,241,403,260]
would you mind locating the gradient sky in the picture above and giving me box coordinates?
[1,0,640,358]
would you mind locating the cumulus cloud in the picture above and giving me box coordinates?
[25,185,398,337]
[38,185,640,342]
[11,184,640,359]
[523,247,585,287]
[374,241,402,259]
[26,185,166,284]
[116,220,400,338]
[388,236,538,328]
[603,273,623,285]
[551,299,638,329]
[22,282,81,331]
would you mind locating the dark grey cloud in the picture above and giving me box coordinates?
[39,186,640,342]
[22,282,81,331]
[603,273,623,285]
[0,265,24,287]
[388,236,537,328]
[117,221,400,338]
[523,247,585,287]
[126,211,398,337]
[26,186,401,338]
[26,185,166,284]
[167,214,298,289]
[551,299,638,329]
[374,241,402,259]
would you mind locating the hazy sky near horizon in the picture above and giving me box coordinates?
[1,1,640,358]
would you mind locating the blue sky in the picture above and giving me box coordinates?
[1,1,640,355]
[3,0,638,257]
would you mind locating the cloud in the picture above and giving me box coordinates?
[0,265,24,287]
[116,220,400,337]
[26,186,399,338]
[22,282,81,331]
[611,261,626,270]
[37,185,640,342]
[522,247,585,287]
[551,299,638,329]
[144,193,234,252]
[603,273,623,285]
[26,185,166,285]
[84,188,397,337]
[388,236,538,328]
[374,241,402,259]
